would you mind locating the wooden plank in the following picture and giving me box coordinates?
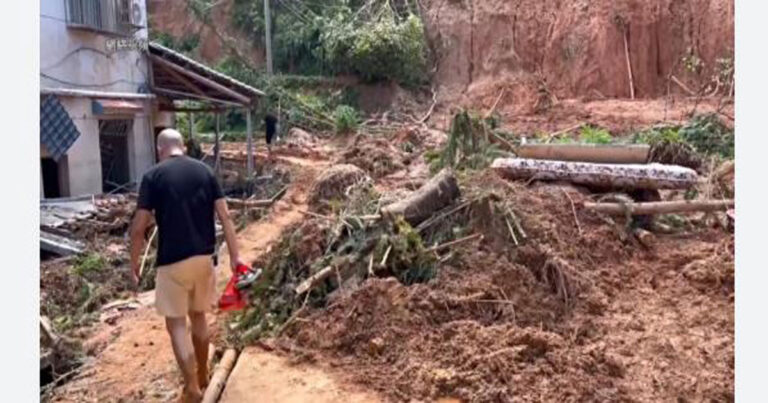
[201,349,238,403]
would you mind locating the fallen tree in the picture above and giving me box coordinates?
[492,158,699,190]
[381,168,460,226]
[583,199,734,216]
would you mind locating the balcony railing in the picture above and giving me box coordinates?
[64,0,139,37]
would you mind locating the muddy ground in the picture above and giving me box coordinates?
[45,97,733,402]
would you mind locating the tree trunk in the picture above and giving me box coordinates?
[381,168,460,226]
[584,199,734,215]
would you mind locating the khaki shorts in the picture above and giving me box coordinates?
[155,255,216,318]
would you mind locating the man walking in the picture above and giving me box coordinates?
[130,128,242,402]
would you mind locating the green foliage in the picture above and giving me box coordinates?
[431,110,509,173]
[231,0,428,85]
[323,13,428,85]
[333,105,359,134]
[632,126,683,145]
[72,253,105,277]
[682,47,704,75]
[579,125,612,144]
[149,30,199,55]
[679,114,734,159]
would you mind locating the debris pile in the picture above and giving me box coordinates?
[223,112,733,401]
[307,164,370,212]
[338,135,406,178]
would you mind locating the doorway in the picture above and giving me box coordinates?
[99,119,132,193]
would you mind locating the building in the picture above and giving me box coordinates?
[40,0,262,199]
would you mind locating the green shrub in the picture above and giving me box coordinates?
[679,114,734,158]
[72,253,105,277]
[333,105,359,134]
[580,125,613,144]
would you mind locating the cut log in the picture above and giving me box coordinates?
[381,168,460,226]
[40,231,84,256]
[584,199,734,216]
[515,144,650,164]
[201,348,238,403]
[632,228,655,248]
[295,266,334,294]
[492,158,698,190]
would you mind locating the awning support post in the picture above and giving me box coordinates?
[214,112,221,176]
[246,108,253,181]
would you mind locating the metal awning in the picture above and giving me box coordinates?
[92,99,144,115]
[148,42,264,108]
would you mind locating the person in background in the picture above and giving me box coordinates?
[130,128,243,402]
[265,113,278,159]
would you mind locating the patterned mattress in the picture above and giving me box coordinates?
[491,158,698,190]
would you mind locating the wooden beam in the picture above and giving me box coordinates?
[154,61,208,98]
[150,55,252,105]
[152,87,243,107]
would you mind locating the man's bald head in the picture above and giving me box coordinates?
[157,128,185,161]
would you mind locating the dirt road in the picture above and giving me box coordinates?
[49,154,381,402]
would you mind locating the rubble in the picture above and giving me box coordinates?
[308,164,370,212]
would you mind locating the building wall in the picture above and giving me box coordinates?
[40,0,156,197]
[40,0,150,94]
[57,97,101,196]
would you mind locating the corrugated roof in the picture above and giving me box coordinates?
[148,42,265,98]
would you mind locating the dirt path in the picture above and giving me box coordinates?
[49,153,381,402]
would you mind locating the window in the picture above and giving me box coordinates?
[65,0,142,36]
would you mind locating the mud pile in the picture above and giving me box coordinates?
[277,169,734,402]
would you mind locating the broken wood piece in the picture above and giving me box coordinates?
[138,226,157,279]
[545,123,583,143]
[632,228,655,248]
[367,254,374,277]
[40,231,84,256]
[381,168,460,226]
[379,245,393,268]
[623,26,635,99]
[670,75,696,96]
[40,316,60,348]
[427,233,483,253]
[416,199,472,234]
[492,158,698,190]
[485,88,506,118]
[583,199,734,216]
[226,198,273,209]
[504,215,519,245]
[506,207,527,239]
[201,348,237,403]
[295,266,334,294]
[516,143,650,164]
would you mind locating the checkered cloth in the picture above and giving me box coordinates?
[40,95,81,161]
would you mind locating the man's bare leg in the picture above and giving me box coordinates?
[189,311,210,389]
[165,317,202,402]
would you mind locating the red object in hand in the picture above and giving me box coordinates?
[218,263,252,312]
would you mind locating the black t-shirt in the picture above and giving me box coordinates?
[137,155,224,267]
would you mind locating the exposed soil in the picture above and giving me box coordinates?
[281,170,734,402]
